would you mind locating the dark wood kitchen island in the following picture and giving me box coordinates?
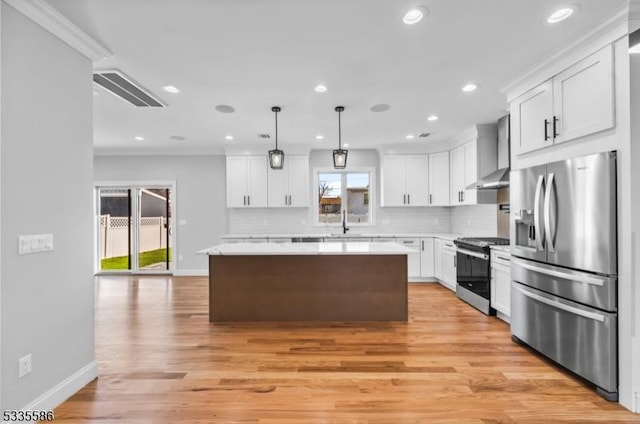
[199,241,414,322]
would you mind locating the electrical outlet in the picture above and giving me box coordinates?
[18,354,32,378]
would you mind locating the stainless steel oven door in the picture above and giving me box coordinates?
[456,248,490,299]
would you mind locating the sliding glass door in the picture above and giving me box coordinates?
[97,185,173,273]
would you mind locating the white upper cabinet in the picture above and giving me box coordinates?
[428,151,450,206]
[226,155,268,208]
[449,126,497,206]
[381,155,428,206]
[268,155,309,207]
[511,45,614,156]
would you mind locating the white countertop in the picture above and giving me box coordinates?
[199,241,418,256]
[490,245,512,253]
[219,233,461,240]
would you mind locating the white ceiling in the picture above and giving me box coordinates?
[46,0,626,155]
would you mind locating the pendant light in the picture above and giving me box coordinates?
[333,106,348,169]
[269,106,285,170]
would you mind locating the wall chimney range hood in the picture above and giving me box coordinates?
[468,114,510,190]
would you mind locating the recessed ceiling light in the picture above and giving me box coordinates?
[427,115,439,121]
[170,135,186,141]
[314,84,328,93]
[462,83,478,92]
[370,104,391,113]
[316,135,324,140]
[547,7,574,23]
[344,143,350,147]
[215,105,236,113]
[134,136,144,141]
[161,85,180,94]
[225,135,234,141]
[403,7,427,25]
[406,135,415,140]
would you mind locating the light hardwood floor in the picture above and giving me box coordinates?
[53,276,640,423]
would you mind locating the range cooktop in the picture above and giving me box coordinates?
[454,237,510,251]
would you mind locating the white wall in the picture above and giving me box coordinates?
[1,3,95,410]
[94,155,227,273]
[450,205,498,236]
[629,49,640,413]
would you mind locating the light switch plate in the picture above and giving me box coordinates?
[18,234,54,254]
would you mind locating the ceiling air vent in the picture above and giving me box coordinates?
[257,134,271,139]
[418,133,431,138]
[93,70,165,107]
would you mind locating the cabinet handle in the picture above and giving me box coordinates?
[497,256,510,262]
[247,195,250,206]
[403,194,406,205]
[544,119,550,141]
[285,195,288,205]
[289,195,292,205]
[407,194,410,204]
[462,191,465,202]
[429,194,433,204]
[454,256,457,267]
[553,116,559,138]
[421,240,424,250]
[243,195,247,206]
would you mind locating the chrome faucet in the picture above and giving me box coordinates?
[342,210,349,234]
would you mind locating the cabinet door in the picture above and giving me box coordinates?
[449,145,465,205]
[428,151,450,206]
[492,265,511,316]
[397,238,420,278]
[553,45,614,145]
[433,238,443,279]
[268,166,288,207]
[419,238,435,278]
[441,249,457,291]
[381,156,407,206]
[405,156,429,206]
[462,140,477,205]
[287,156,309,207]
[511,80,554,155]
[226,156,248,207]
[246,156,268,207]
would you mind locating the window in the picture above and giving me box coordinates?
[316,170,373,225]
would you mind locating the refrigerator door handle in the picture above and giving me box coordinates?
[544,172,556,252]
[513,285,606,323]
[512,258,605,286]
[534,175,545,251]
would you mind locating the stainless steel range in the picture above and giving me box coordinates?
[454,237,509,315]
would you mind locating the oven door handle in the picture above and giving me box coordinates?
[513,284,606,323]
[456,248,489,260]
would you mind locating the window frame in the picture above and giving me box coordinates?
[313,167,375,227]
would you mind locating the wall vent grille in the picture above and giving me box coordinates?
[93,70,165,107]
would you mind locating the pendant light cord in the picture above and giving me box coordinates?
[338,109,341,149]
[275,109,278,150]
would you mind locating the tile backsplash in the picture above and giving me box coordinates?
[450,205,498,236]
[229,205,496,236]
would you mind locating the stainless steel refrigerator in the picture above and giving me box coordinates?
[510,151,618,401]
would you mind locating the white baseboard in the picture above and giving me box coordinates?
[407,278,438,283]
[3,361,99,424]
[173,268,208,277]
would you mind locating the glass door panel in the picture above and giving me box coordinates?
[137,188,172,271]
[98,188,132,271]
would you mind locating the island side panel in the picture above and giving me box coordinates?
[209,254,408,322]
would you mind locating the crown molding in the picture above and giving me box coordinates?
[502,3,630,101]
[3,0,111,61]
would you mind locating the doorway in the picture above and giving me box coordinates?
[96,184,174,274]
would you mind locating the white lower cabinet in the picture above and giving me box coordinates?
[441,240,457,291]
[419,237,434,278]
[490,249,511,320]
[396,238,421,278]
[433,238,443,280]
